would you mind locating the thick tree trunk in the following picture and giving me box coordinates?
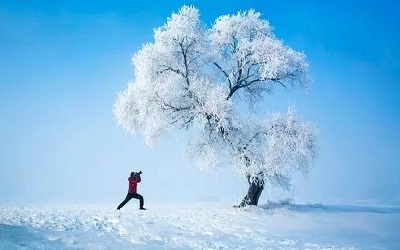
[238,176,264,207]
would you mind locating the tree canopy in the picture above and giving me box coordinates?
[114,6,318,196]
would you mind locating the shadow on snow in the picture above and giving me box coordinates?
[259,201,400,214]
[0,224,68,249]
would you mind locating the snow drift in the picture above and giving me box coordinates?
[1,202,399,249]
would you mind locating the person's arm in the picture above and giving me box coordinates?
[137,175,141,183]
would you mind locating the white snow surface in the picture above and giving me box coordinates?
[0,202,399,249]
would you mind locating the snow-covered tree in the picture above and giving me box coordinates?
[114,6,318,206]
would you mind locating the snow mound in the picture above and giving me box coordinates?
[0,203,399,249]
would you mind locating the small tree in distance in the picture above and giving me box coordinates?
[114,6,319,206]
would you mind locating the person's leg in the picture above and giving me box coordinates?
[117,193,133,210]
[132,193,144,209]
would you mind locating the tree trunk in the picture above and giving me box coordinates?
[237,176,264,207]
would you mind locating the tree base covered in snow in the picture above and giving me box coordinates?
[1,202,399,249]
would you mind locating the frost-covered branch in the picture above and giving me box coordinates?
[114,6,318,195]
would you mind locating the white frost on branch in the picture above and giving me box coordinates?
[210,9,310,104]
[189,106,318,189]
[238,106,318,189]
[113,5,318,189]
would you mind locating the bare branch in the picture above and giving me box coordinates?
[157,66,185,78]
[155,93,191,112]
[213,62,232,90]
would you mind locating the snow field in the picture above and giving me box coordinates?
[1,203,399,249]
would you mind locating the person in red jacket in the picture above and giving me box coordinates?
[117,171,146,210]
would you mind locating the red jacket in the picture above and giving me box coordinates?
[128,176,141,193]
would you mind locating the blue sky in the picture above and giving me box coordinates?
[1,0,399,206]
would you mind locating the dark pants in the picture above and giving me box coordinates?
[117,193,144,209]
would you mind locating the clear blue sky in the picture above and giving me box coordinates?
[1,0,399,206]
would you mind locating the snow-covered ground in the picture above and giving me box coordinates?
[0,202,399,249]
